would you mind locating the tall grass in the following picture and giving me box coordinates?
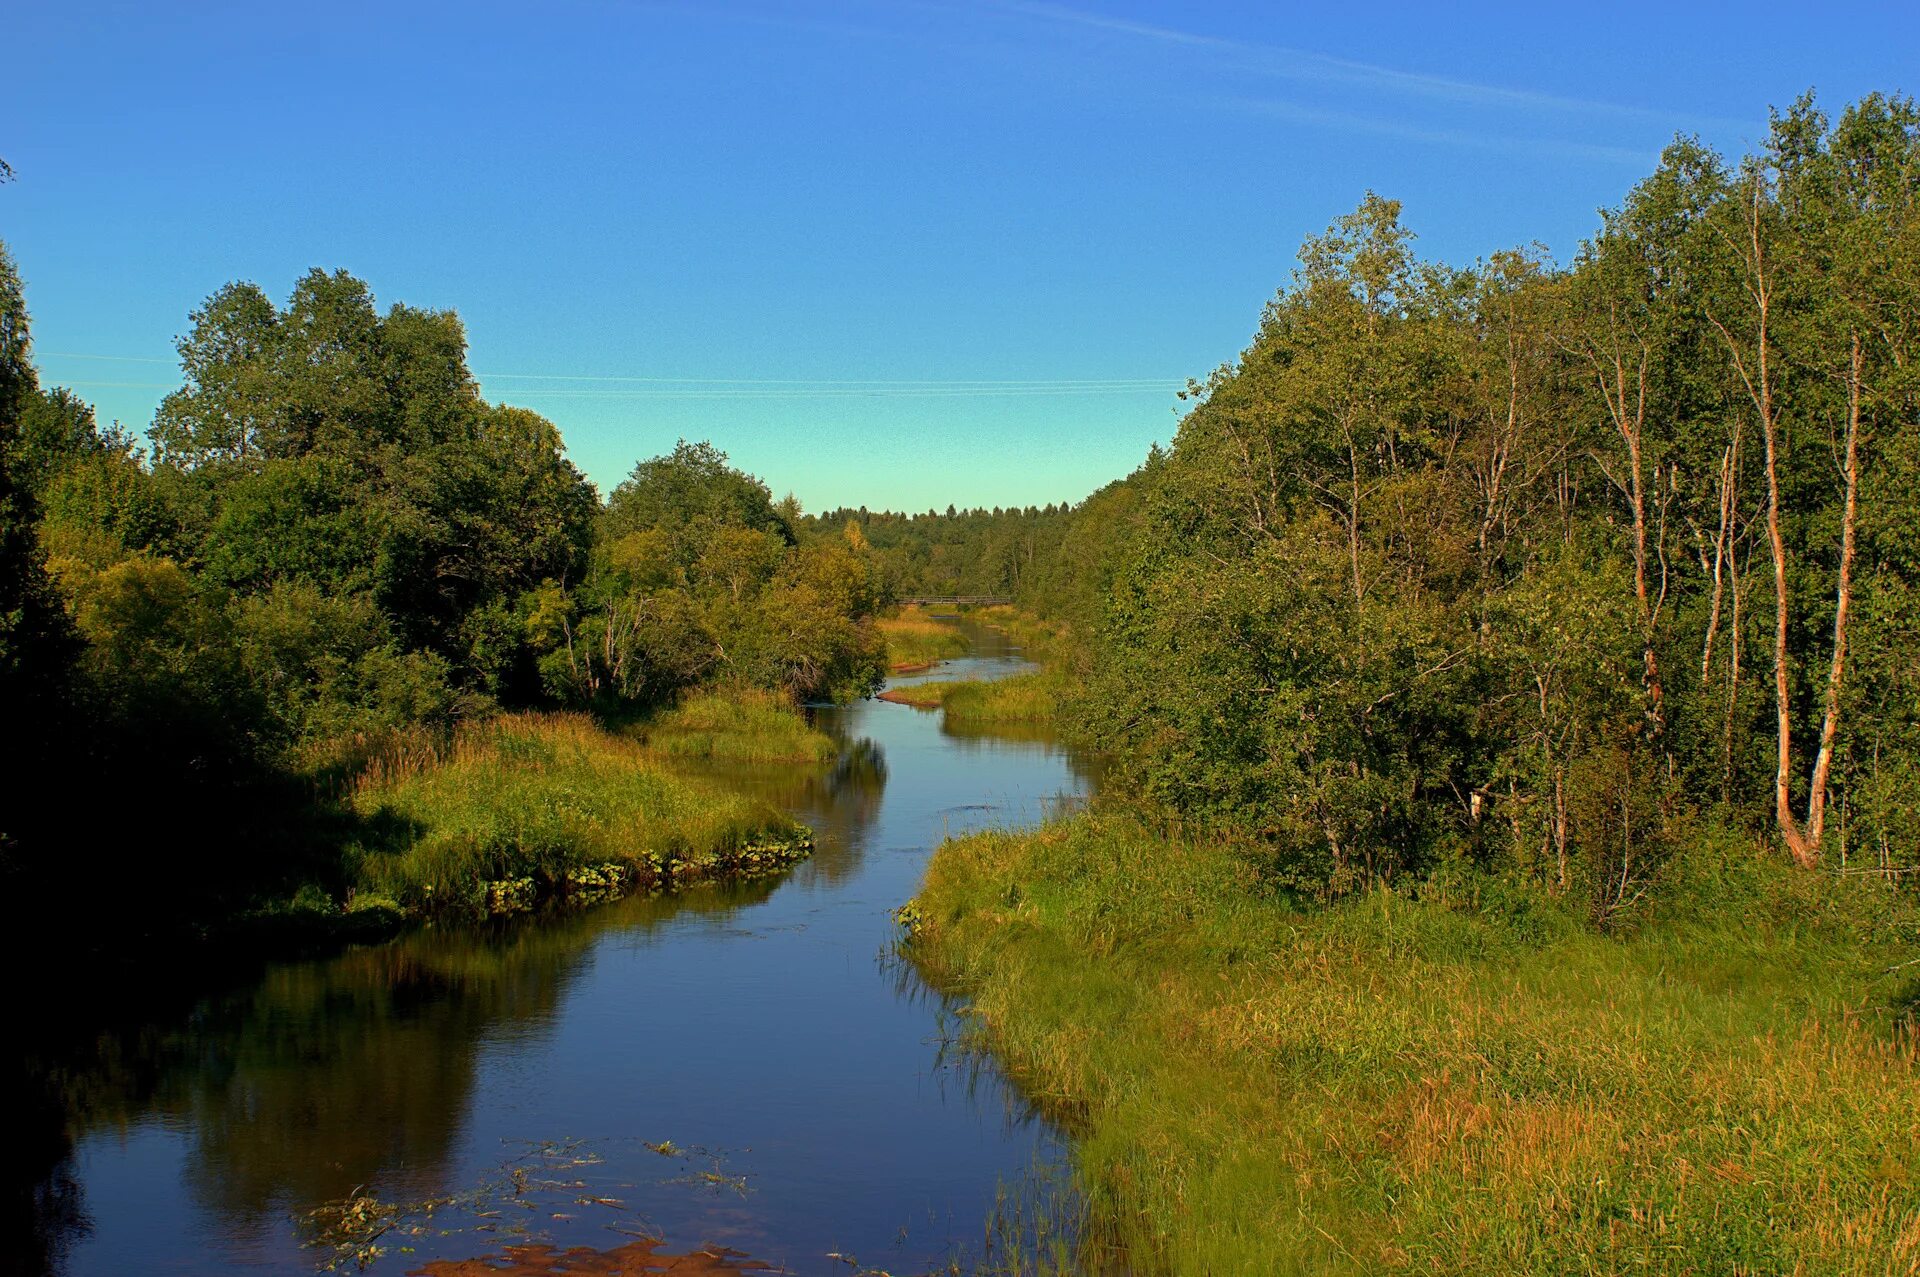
[973,605,1072,665]
[628,686,836,764]
[350,713,810,915]
[906,812,1920,1275]
[880,605,973,671]
[881,672,1060,724]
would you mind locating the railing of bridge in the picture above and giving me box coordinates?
[899,595,1013,607]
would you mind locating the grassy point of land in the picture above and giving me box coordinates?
[972,604,1073,665]
[905,813,1920,1276]
[625,685,837,765]
[347,712,812,918]
[879,604,973,672]
[878,671,1060,724]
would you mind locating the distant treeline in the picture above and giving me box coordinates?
[1021,93,1920,918]
[800,485,1136,621]
[0,263,887,919]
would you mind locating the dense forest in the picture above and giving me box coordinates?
[5,92,1916,934]
[0,260,889,926]
[970,93,1920,919]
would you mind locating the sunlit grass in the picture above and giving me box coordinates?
[879,605,972,671]
[629,686,836,764]
[907,813,1920,1275]
[881,672,1060,724]
[349,712,809,914]
[973,604,1072,664]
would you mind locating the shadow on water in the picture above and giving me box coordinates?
[8,613,1103,1276]
[7,882,779,1274]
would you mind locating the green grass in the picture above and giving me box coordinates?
[973,604,1073,664]
[628,686,836,764]
[349,712,810,915]
[878,605,973,671]
[906,812,1920,1275]
[881,672,1060,724]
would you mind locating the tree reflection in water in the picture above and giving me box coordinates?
[9,879,780,1272]
[12,620,1101,1276]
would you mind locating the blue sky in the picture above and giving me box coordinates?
[5,1,1914,512]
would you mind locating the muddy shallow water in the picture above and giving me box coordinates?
[17,621,1099,1276]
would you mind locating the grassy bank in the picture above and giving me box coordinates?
[625,686,836,764]
[973,604,1072,664]
[879,605,973,671]
[348,713,811,917]
[879,671,1060,724]
[906,813,1920,1275]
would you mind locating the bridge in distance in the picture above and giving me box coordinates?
[899,596,1012,607]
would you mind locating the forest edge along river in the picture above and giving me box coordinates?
[11,617,1102,1277]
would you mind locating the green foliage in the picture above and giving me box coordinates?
[0,243,79,827]
[0,260,885,926]
[603,439,794,559]
[541,442,886,709]
[1060,95,1920,895]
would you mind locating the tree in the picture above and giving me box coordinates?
[0,242,76,760]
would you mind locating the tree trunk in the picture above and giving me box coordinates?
[1801,333,1865,854]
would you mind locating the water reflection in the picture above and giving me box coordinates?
[12,618,1098,1276]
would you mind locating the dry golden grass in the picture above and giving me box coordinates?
[877,605,972,670]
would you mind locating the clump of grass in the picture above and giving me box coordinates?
[879,605,973,671]
[350,712,810,915]
[631,686,836,764]
[880,672,1060,724]
[907,812,1920,1275]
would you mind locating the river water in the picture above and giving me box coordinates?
[16,622,1098,1276]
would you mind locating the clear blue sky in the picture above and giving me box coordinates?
[5,1,1914,512]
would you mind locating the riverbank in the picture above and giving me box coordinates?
[905,812,1920,1275]
[879,604,974,671]
[620,685,838,764]
[346,711,813,919]
[22,614,1100,1277]
[877,671,1060,724]
[215,693,830,951]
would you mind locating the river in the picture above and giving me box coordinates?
[13,621,1099,1276]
